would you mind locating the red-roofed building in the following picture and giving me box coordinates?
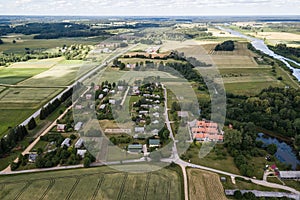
[191,120,223,142]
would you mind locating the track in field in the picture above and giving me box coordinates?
[1,171,173,200]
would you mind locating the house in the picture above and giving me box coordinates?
[77,149,87,158]
[118,86,124,91]
[279,171,300,180]
[151,129,159,135]
[86,94,92,100]
[75,138,84,149]
[57,124,66,132]
[139,110,148,115]
[135,126,145,133]
[153,112,160,118]
[191,119,223,142]
[128,144,143,153]
[109,99,116,105]
[154,105,160,110]
[61,138,71,147]
[110,90,115,94]
[152,120,159,124]
[149,139,160,148]
[103,88,109,93]
[74,122,83,131]
[177,111,189,118]
[99,104,106,109]
[75,105,83,110]
[154,100,160,104]
[94,85,100,90]
[28,153,38,163]
[98,94,104,99]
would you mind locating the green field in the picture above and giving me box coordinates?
[0,67,48,85]
[0,165,183,200]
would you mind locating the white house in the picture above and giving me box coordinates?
[77,149,87,158]
[75,138,84,149]
[61,138,71,147]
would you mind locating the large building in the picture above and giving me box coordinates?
[190,120,223,142]
[279,171,300,180]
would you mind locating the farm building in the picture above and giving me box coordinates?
[57,124,66,132]
[279,171,300,180]
[61,138,71,147]
[135,126,145,133]
[128,144,143,153]
[74,122,83,131]
[75,138,84,149]
[191,119,223,142]
[28,153,38,163]
[149,139,160,147]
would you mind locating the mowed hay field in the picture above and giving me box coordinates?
[201,42,297,95]
[0,165,183,200]
[187,168,227,200]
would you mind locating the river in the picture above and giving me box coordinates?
[217,26,300,82]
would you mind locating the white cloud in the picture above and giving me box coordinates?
[0,0,299,15]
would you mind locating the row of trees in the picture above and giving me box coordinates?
[40,87,73,120]
[269,43,300,63]
[0,125,28,156]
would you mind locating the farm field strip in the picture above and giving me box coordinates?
[0,166,182,200]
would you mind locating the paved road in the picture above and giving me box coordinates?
[19,44,138,127]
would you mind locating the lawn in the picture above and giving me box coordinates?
[182,143,241,175]
[0,164,183,200]
[187,168,227,200]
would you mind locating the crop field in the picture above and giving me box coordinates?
[0,109,35,137]
[0,34,102,54]
[0,165,183,200]
[19,60,96,87]
[0,87,62,109]
[187,168,227,200]
[9,57,64,69]
[0,67,48,85]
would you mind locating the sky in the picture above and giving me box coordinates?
[0,0,299,16]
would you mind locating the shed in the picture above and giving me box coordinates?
[149,139,160,147]
[128,144,143,153]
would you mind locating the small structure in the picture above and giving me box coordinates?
[279,171,300,180]
[86,94,92,100]
[149,139,160,148]
[220,177,227,182]
[98,94,104,99]
[135,126,145,133]
[75,105,83,110]
[75,138,84,149]
[151,129,159,135]
[28,153,38,163]
[74,122,83,131]
[61,138,71,147]
[117,86,124,91]
[152,120,159,124]
[103,88,109,93]
[128,144,143,153]
[99,104,106,110]
[77,149,87,158]
[153,112,160,118]
[57,124,66,132]
[109,99,116,105]
[139,110,148,115]
[177,111,189,118]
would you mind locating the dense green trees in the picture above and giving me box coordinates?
[0,39,3,44]
[215,40,235,51]
[269,43,300,63]
[0,125,28,156]
[28,117,37,130]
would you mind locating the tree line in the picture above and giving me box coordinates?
[269,43,300,63]
[215,40,235,51]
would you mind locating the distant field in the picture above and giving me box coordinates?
[0,67,48,85]
[9,57,64,68]
[0,165,183,200]
[187,168,227,200]
[0,34,103,54]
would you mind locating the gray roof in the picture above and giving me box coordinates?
[128,144,143,149]
[61,138,71,147]
[279,171,300,178]
[149,139,160,145]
